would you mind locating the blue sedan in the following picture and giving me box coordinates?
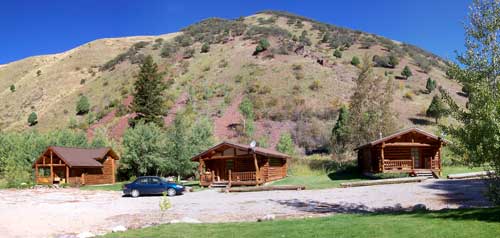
[123,176,185,197]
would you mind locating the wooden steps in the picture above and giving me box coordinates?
[413,170,438,178]
[209,181,230,189]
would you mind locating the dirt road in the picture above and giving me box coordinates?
[0,179,490,238]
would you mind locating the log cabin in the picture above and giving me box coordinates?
[191,141,290,187]
[33,146,119,185]
[355,128,446,177]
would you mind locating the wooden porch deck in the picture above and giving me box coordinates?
[200,170,260,187]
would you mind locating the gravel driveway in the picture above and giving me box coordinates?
[0,179,490,238]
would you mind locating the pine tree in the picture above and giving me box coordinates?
[27,112,38,126]
[401,66,412,79]
[426,78,436,93]
[331,105,350,155]
[131,55,167,127]
[426,95,447,123]
[75,95,90,115]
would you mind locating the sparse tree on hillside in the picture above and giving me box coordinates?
[76,95,90,115]
[401,65,413,79]
[388,55,399,68]
[440,0,500,204]
[9,85,15,92]
[36,70,42,77]
[27,112,38,126]
[426,95,447,123]
[130,55,167,127]
[426,78,437,93]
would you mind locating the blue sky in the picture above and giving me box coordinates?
[1,0,470,64]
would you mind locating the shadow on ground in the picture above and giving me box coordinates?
[421,179,490,207]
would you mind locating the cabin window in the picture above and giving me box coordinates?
[226,160,234,170]
[269,158,282,167]
[38,167,50,177]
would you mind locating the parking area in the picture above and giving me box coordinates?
[0,179,490,238]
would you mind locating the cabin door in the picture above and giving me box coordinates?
[411,148,421,168]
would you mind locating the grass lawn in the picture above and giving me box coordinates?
[79,181,126,191]
[104,207,500,238]
[269,170,366,189]
[442,166,485,178]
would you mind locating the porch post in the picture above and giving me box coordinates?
[110,156,115,184]
[50,151,54,184]
[65,166,69,184]
[252,152,261,185]
[35,164,39,184]
[380,143,385,172]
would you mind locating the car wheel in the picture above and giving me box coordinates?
[166,188,176,197]
[131,189,140,198]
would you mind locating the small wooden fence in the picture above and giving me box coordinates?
[384,160,413,170]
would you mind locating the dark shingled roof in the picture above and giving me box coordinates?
[35,146,118,168]
[191,141,291,161]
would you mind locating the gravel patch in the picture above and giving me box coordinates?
[0,179,490,238]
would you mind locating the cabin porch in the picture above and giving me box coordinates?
[198,155,264,187]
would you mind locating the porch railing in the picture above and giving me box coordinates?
[384,160,413,170]
[230,171,256,181]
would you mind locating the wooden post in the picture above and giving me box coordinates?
[110,156,115,184]
[228,170,232,184]
[438,140,443,176]
[380,143,385,172]
[50,151,54,184]
[65,166,69,184]
[82,172,85,185]
[253,152,260,185]
[35,164,39,184]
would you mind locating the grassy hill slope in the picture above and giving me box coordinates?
[0,11,465,152]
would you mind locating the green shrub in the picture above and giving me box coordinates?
[174,34,193,47]
[254,38,270,55]
[76,95,90,115]
[277,133,295,156]
[309,80,322,91]
[200,42,210,53]
[27,112,38,126]
[9,84,15,92]
[426,77,437,93]
[401,66,413,79]
[36,70,42,77]
[160,42,178,58]
[333,50,342,58]
[2,159,32,188]
[372,55,398,68]
[351,56,360,66]
[80,79,86,85]
[183,48,195,59]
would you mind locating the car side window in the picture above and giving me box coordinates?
[149,178,161,184]
[137,178,148,184]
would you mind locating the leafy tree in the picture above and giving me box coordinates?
[130,55,167,127]
[253,38,270,55]
[351,56,360,66]
[401,65,413,79]
[239,97,255,136]
[27,112,38,126]
[9,85,15,92]
[76,95,90,115]
[121,122,167,177]
[426,78,437,93]
[331,105,350,155]
[333,49,342,58]
[348,55,398,145]
[440,0,500,204]
[426,95,447,123]
[200,42,210,53]
[276,133,295,156]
